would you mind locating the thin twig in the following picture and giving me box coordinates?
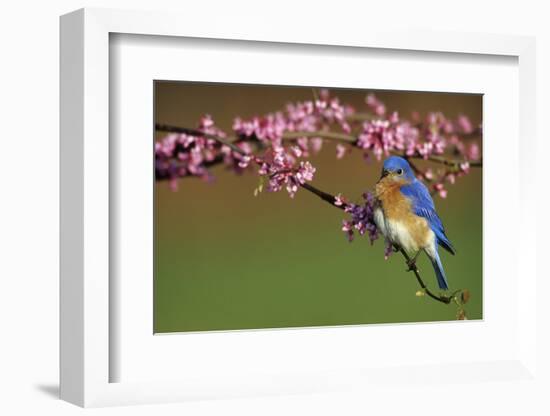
[426,154,483,168]
[282,130,357,143]
[344,113,376,122]
[311,88,320,102]
[396,247,452,304]
[300,183,346,210]
[155,123,244,154]
[405,158,423,176]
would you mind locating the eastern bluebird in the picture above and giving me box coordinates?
[374,156,455,290]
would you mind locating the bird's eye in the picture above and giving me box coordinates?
[396,169,403,175]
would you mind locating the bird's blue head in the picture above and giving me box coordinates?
[380,156,416,182]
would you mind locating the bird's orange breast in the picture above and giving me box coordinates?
[375,177,433,250]
[375,177,412,221]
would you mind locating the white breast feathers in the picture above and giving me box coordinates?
[373,206,433,255]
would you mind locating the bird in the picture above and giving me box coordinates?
[373,156,455,290]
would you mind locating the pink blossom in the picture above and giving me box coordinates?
[341,192,379,244]
[448,134,465,154]
[293,137,323,157]
[256,147,316,198]
[427,112,445,127]
[424,169,434,180]
[433,183,448,199]
[357,119,393,160]
[155,116,229,187]
[169,178,178,192]
[232,90,352,154]
[336,144,347,159]
[199,114,227,138]
[296,161,316,183]
[467,143,480,161]
[342,220,354,242]
[232,117,258,137]
[456,114,474,134]
[396,122,420,157]
[334,193,347,206]
[357,117,427,161]
[311,137,323,153]
[442,120,454,134]
[221,141,254,174]
[366,93,386,116]
[459,162,470,173]
[291,146,303,158]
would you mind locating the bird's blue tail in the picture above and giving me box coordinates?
[430,250,449,290]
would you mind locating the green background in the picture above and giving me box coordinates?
[154,82,483,333]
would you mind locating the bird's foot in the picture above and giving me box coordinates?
[406,258,417,272]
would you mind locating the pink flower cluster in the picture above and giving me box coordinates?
[233,89,352,157]
[449,134,481,161]
[422,159,473,199]
[155,132,217,191]
[338,192,379,244]
[356,114,422,161]
[233,113,287,146]
[424,112,481,160]
[258,147,316,198]
[229,90,357,196]
[366,93,386,116]
[155,115,254,190]
[354,110,480,163]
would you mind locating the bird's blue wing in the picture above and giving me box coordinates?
[400,180,455,255]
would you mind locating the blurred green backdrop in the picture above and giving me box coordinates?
[154,82,482,333]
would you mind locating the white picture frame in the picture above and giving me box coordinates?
[60,7,539,408]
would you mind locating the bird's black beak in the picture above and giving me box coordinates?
[380,169,390,179]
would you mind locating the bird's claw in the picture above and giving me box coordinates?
[406,259,417,272]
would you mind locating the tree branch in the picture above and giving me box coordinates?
[155,123,245,154]
[395,247,454,304]
[156,123,482,169]
[424,154,483,168]
[300,183,346,209]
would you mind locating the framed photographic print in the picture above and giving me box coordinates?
[153,81,482,333]
[60,7,539,408]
